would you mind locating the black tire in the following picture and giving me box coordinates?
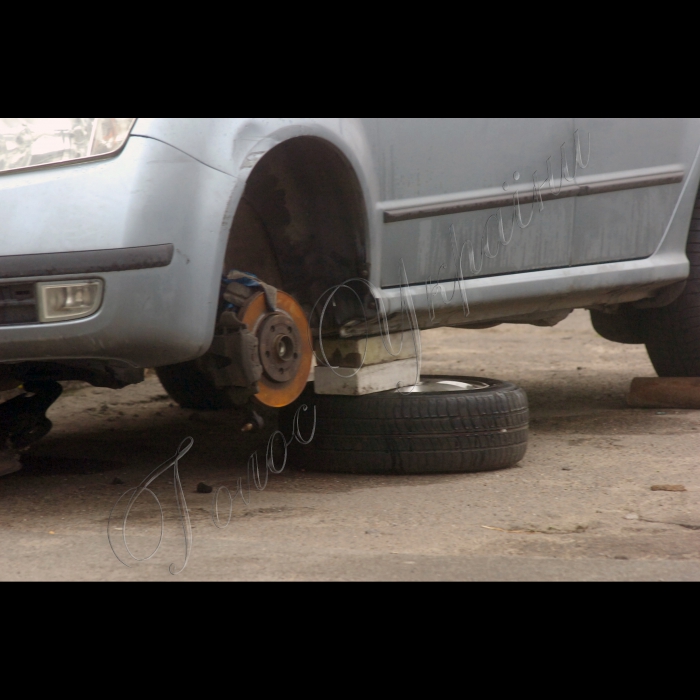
[281,376,529,475]
[643,196,700,376]
[156,362,233,410]
[590,308,645,345]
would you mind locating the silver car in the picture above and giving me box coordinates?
[1,118,699,460]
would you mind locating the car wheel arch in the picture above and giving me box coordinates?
[221,135,371,310]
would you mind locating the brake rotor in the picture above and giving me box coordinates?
[239,291,313,408]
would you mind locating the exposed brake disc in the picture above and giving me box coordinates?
[238,291,313,408]
[206,273,313,409]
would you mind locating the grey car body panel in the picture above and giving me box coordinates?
[374,118,698,287]
[1,118,699,367]
[0,136,238,366]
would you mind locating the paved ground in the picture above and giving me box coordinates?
[1,310,699,581]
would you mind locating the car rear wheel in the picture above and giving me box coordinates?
[643,198,700,377]
[281,376,529,475]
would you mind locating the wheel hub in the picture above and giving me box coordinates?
[258,312,303,383]
[399,379,490,393]
[239,291,313,408]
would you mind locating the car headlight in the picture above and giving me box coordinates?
[0,118,136,174]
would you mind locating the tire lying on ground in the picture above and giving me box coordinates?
[281,376,529,475]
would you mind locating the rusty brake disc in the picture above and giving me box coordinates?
[238,291,313,408]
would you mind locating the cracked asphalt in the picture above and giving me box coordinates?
[1,310,699,581]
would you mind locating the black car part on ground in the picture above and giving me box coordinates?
[0,361,144,454]
[0,381,63,450]
[281,376,529,475]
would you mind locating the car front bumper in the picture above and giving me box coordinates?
[0,134,237,367]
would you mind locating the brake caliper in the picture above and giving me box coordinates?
[205,271,312,408]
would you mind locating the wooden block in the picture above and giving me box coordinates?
[314,332,417,368]
[627,377,700,409]
[314,358,419,396]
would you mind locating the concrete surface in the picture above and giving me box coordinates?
[1,310,698,581]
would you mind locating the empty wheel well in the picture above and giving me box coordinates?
[223,136,369,310]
